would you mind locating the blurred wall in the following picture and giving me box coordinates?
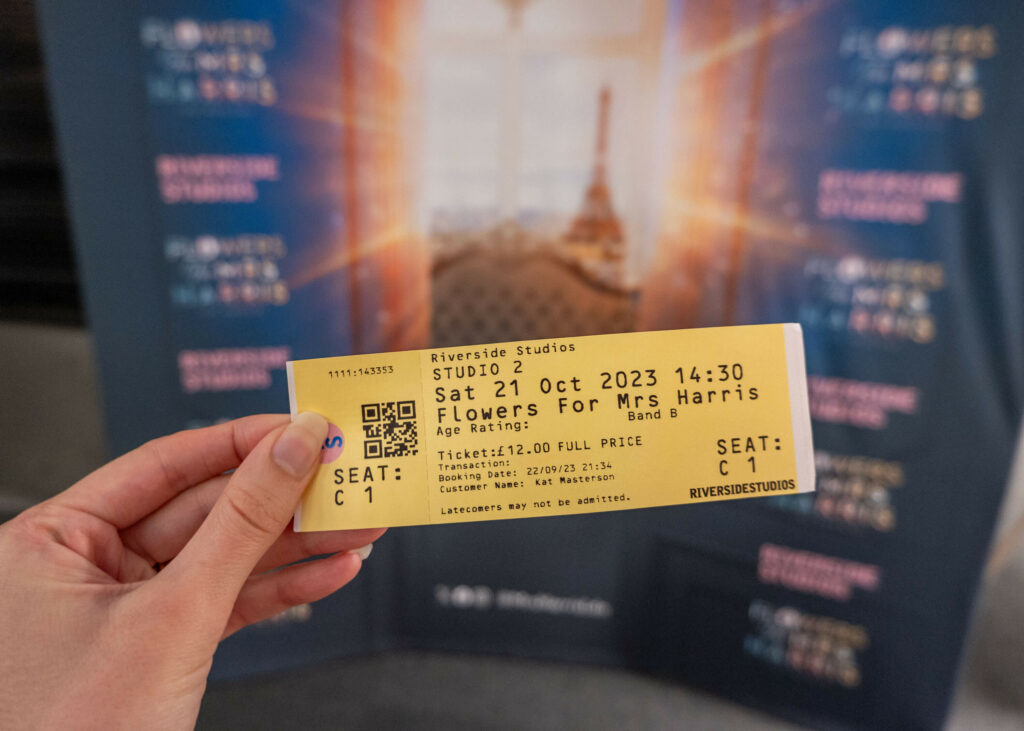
[0,0,80,323]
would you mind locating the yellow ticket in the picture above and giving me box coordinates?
[288,324,814,531]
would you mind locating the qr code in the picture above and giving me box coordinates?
[362,401,419,459]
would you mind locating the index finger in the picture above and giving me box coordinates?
[57,414,290,528]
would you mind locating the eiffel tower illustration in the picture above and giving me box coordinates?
[564,86,625,271]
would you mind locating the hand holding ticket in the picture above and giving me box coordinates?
[287,324,814,531]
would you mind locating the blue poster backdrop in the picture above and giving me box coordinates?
[39,1,1023,728]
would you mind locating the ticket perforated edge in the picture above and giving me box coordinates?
[288,324,815,532]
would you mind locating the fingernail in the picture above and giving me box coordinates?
[352,543,373,560]
[272,412,328,477]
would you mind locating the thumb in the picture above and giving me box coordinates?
[165,411,329,610]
